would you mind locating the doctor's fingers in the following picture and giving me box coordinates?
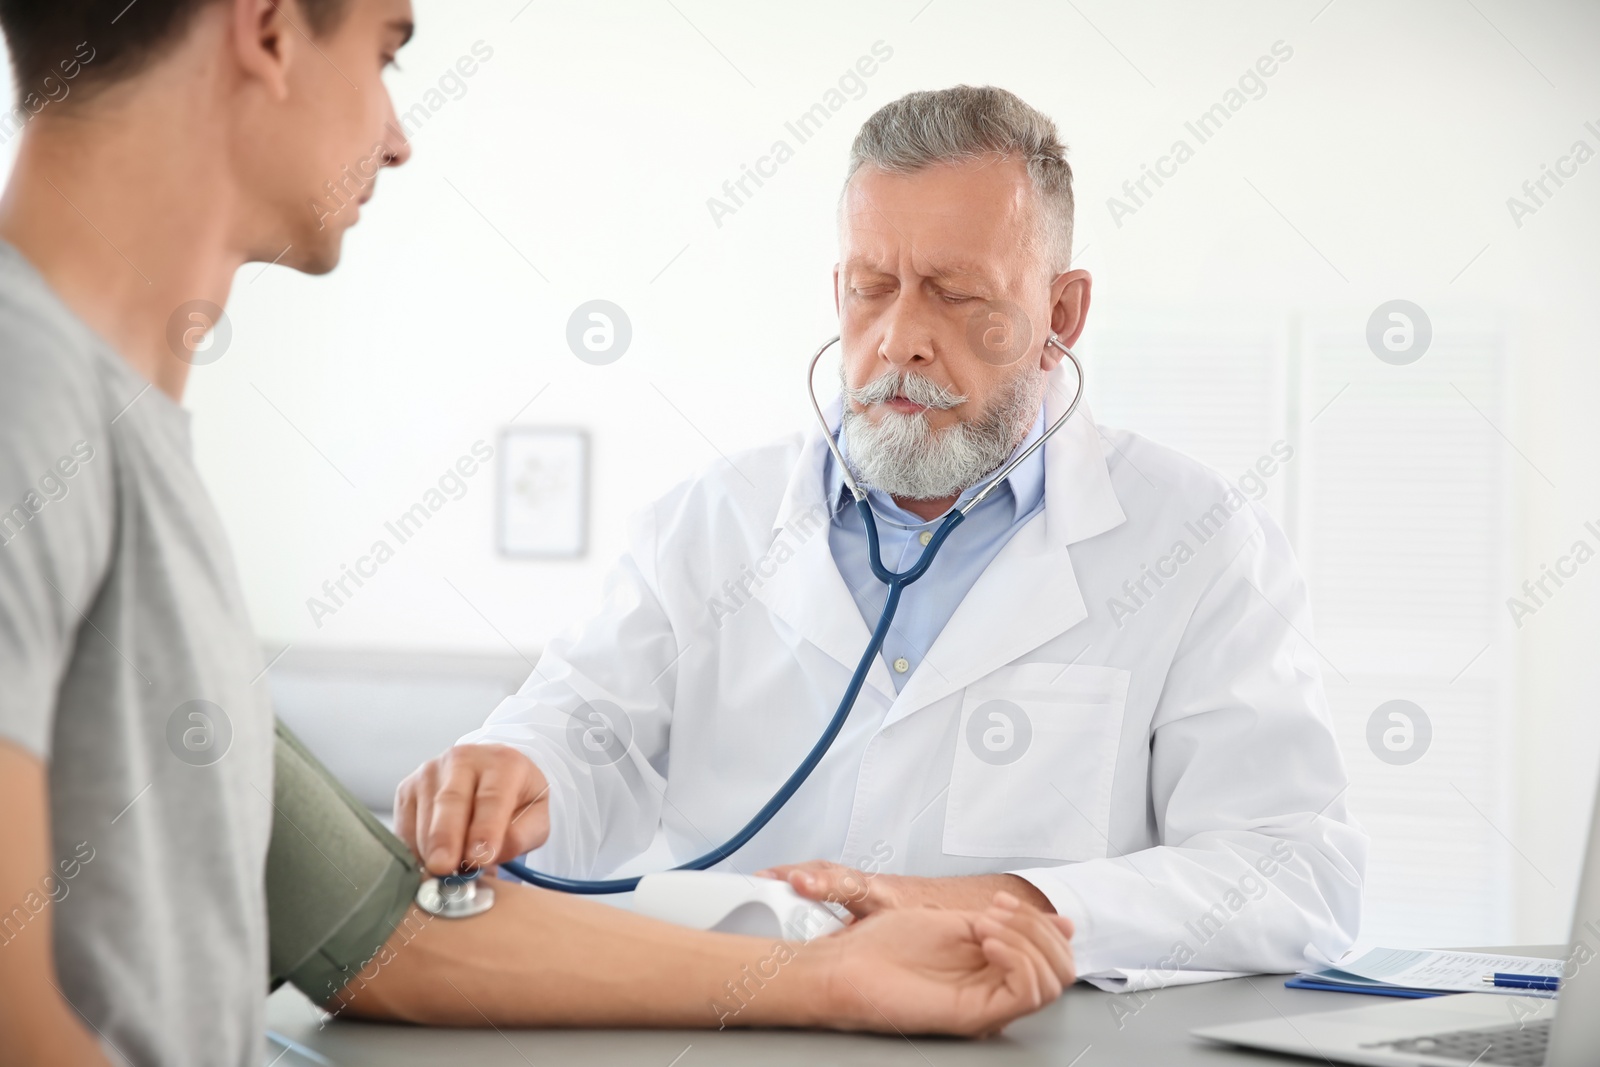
[758,862,881,917]
[394,759,442,862]
[393,774,419,854]
[422,759,485,874]
[464,763,550,865]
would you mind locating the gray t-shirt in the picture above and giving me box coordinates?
[0,242,273,1066]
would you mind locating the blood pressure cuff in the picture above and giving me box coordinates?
[266,719,422,1004]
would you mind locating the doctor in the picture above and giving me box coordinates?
[398,85,1366,980]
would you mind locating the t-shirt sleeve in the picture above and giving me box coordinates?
[0,308,116,759]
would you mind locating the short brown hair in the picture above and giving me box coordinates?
[0,0,349,101]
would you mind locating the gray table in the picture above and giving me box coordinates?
[264,944,1561,1066]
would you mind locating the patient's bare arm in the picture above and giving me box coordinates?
[323,880,1074,1036]
[270,720,1074,1036]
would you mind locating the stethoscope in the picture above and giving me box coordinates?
[419,333,1085,917]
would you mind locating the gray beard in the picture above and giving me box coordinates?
[840,367,1043,501]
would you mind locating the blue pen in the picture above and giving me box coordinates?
[1482,972,1560,992]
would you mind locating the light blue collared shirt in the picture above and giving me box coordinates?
[826,408,1047,693]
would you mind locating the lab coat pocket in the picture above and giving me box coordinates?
[943,662,1130,862]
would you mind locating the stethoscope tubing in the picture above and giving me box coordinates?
[498,332,1083,894]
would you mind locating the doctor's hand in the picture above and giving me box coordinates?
[758,861,1057,921]
[394,744,551,876]
[757,859,901,920]
[825,891,1076,1037]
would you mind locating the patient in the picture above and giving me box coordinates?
[269,720,1075,1034]
[0,2,1071,1061]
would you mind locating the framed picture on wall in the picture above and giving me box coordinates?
[496,427,589,558]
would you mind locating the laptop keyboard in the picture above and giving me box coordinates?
[1361,1018,1551,1066]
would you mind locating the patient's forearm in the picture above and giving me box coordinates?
[267,723,1073,1035]
[323,878,837,1029]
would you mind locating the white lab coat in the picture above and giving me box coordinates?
[462,365,1366,981]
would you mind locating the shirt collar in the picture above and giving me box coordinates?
[825,405,1048,526]
[777,359,1125,548]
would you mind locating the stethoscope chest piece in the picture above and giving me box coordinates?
[416,870,496,919]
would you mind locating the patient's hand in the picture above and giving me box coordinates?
[394,743,550,874]
[825,891,1076,1037]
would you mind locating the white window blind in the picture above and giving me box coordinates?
[1298,324,1513,947]
[1089,325,1288,523]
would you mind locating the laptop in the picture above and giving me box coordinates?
[1193,777,1600,1066]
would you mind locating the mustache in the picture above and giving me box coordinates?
[844,370,969,411]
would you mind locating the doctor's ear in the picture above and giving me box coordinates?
[1046,269,1092,356]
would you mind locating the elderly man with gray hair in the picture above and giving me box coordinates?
[402,84,1367,987]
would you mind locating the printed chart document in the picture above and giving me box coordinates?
[1298,948,1563,998]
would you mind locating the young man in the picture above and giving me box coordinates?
[0,3,1074,1064]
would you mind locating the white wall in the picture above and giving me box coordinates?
[4,0,1598,947]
